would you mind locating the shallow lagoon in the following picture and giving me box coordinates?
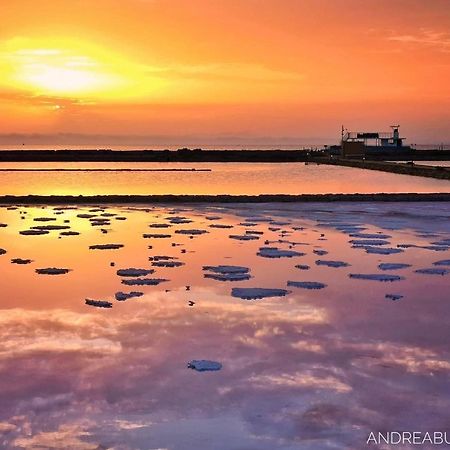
[0,202,449,449]
[0,162,449,195]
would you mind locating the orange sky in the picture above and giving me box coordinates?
[0,0,449,145]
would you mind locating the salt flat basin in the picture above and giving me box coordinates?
[0,202,449,449]
[0,162,449,195]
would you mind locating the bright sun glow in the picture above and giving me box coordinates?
[23,65,103,94]
[0,38,166,102]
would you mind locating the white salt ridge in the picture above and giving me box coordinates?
[85,299,112,309]
[188,360,222,372]
[122,278,169,286]
[349,273,404,282]
[35,268,71,275]
[433,260,450,267]
[231,287,290,300]
[175,229,208,235]
[378,263,411,271]
[257,247,304,258]
[115,291,144,301]
[415,268,450,276]
[205,272,251,282]
[351,239,390,247]
[143,234,172,239]
[315,260,350,268]
[229,234,260,241]
[386,294,403,301]
[116,268,155,277]
[19,230,50,236]
[89,244,124,250]
[203,265,249,274]
[287,280,327,290]
[151,260,184,268]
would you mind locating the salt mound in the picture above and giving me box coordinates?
[0,223,8,228]
[209,224,234,229]
[116,268,155,277]
[143,233,172,239]
[350,239,390,246]
[168,217,192,224]
[203,265,249,274]
[149,223,172,228]
[231,287,289,300]
[386,294,403,301]
[0,248,6,255]
[89,244,124,250]
[422,245,449,252]
[415,268,450,276]
[295,264,310,270]
[175,229,208,235]
[149,255,177,261]
[122,278,168,286]
[77,214,97,219]
[151,260,184,268]
[349,273,404,282]
[378,263,411,271]
[315,260,350,268]
[257,247,303,258]
[33,217,57,222]
[313,249,328,256]
[205,272,251,281]
[35,268,71,275]
[11,258,32,264]
[238,222,258,227]
[85,299,112,308]
[60,231,80,236]
[31,225,71,231]
[433,260,450,267]
[229,234,260,241]
[349,233,392,239]
[287,281,327,289]
[19,230,50,236]
[362,247,404,255]
[205,216,222,221]
[115,291,144,301]
[188,360,222,372]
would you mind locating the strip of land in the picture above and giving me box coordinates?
[313,158,450,180]
[1,193,449,205]
[0,148,449,163]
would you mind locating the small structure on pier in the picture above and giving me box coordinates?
[341,125,411,158]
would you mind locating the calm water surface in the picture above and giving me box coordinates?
[0,162,449,195]
[0,202,449,449]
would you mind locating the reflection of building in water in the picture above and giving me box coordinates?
[340,125,411,158]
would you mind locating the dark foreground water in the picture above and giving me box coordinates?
[0,202,449,449]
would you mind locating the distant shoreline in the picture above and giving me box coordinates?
[1,148,450,163]
[1,193,450,204]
